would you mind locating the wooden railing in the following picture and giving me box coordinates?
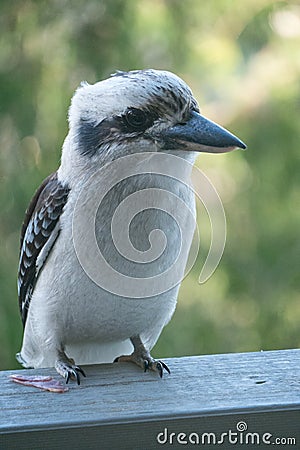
[0,349,299,449]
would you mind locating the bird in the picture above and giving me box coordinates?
[16,69,246,387]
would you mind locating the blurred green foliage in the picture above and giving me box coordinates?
[0,0,299,370]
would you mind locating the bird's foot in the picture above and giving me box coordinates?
[114,353,170,378]
[114,336,170,378]
[55,351,86,385]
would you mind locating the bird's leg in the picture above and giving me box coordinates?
[114,335,170,378]
[55,349,86,385]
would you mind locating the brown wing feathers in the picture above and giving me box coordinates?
[18,172,70,326]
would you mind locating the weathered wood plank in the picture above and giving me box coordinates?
[0,349,299,449]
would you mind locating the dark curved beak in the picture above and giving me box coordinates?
[161,111,246,153]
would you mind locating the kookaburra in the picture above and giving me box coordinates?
[17,69,246,385]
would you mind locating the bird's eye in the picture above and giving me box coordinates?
[124,108,149,131]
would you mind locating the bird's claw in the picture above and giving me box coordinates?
[143,360,150,372]
[157,360,171,377]
[115,336,170,377]
[143,359,170,378]
[65,365,86,385]
[55,357,86,385]
[116,353,170,378]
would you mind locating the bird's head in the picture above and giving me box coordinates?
[66,69,246,165]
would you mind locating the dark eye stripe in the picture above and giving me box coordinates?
[77,119,108,156]
[77,107,159,157]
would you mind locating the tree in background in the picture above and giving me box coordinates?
[0,0,299,369]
